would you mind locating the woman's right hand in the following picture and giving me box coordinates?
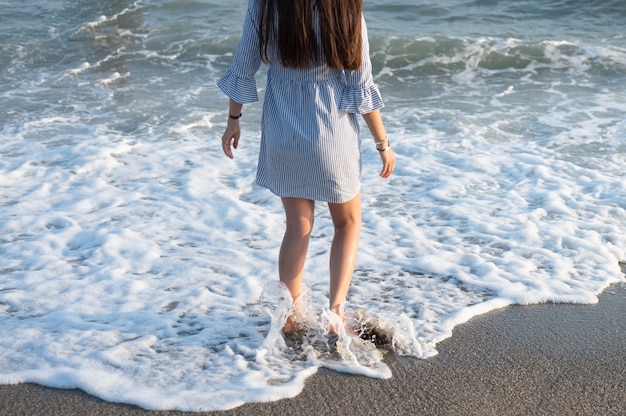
[378,146,395,179]
[361,110,395,178]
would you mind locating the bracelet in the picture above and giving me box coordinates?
[374,136,387,145]
[376,137,390,152]
[229,113,242,120]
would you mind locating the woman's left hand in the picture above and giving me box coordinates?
[221,119,240,159]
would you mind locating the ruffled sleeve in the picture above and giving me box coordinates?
[339,83,384,114]
[339,16,385,114]
[217,67,258,104]
[216,0,262,104]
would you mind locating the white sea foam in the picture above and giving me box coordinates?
[1,0,625,411]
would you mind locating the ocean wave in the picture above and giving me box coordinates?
[373,35,626,81]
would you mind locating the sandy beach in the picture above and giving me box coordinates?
[1,277,624,416]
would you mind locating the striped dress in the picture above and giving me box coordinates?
[217,0,384,204]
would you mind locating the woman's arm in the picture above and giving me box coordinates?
[362,109,396,178]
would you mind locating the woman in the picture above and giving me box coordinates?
[218,0,395,333]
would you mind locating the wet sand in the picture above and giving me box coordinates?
[1,279,625,416]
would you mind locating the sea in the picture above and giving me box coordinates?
[1,0,625,411]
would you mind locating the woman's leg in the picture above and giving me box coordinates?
[279,197,315,307]
[327,193,362,321]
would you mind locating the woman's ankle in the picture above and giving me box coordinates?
[329,303,344,320]
[326,305,356,336]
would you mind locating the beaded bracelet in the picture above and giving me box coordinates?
[375,137,390,152]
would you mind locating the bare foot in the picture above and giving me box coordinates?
[282,313,304,334]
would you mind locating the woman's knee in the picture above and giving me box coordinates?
[285,216,314,238]
[282,198,315,236]
[328,194,362,231]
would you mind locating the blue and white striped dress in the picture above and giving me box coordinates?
[217,0,384,204]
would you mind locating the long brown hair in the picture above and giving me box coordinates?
[258,0,363,70]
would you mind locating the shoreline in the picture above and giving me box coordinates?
[1,280,625,415]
